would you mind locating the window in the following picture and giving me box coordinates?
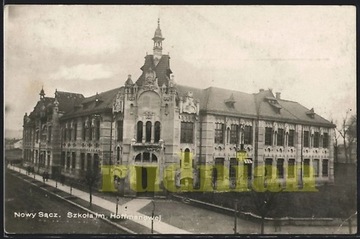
[117,120,123,142]
[72,152,76,169]
[86,153,92,171]
[143,152,150,162]
[116,147,121,164]
[64,128,67,142]
[288,159,295,178]
[313,159,319,177]
[229,158,238,181]
[93,154,99,172]
[154,121,161,143]
[303,159,310,177]
[230,125,238,144]
[88,121,93,141]
[74,123,77,140]
[146,121,152,142]
[66,152,71,169]
[82,122,86,141]
[215,123,224,144]
[265,158,273,178]
[95,120,100,140]
[80,153,85,170]
[244,126,252,145]
[181,122,194,143]
[48,126,52,142]
[288,129,295,147]
[322,159,329,177]
[36,130,39,143]
[277,128,284,146]
[323,133,329,148]
[215,158,225,180]
[137,121,143,142]
[265,127,273,146]
[244,161,253,179]
[68,128,72,141]
[135,154,141,162]
[314,132,320,148]
[61,152,65,167]
[152,154,158,163]
[276,159,284,178]
[304,131,309,147]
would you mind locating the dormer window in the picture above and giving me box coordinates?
[265,96,282,113]
[306,108,315,118]
[225,94,236,108]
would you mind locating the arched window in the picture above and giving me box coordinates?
[152,154,158,163]
[227,127,230,144]
[137,121,143,142]
[154,121,161,143]
[146,121,152,142]
[184,148,190,164]
[135,153,141,162]
[143,152,151,162]
[95,120,100,140]
[116,146,121,164]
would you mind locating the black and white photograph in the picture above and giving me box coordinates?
[4,5,357,235]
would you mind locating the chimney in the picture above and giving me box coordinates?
[276,92,281,100]
[259,89,264,92]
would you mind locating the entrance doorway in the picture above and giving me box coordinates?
[135,166,157,197]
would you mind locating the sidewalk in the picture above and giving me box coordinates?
[8,165,190,234]
[8,165,356,234]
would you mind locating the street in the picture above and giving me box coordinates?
[5,169,127,234]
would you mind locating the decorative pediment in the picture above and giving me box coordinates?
[180,91,199,115]
[112,91,123,113]
[145,67,156,86]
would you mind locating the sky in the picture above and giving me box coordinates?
[4,5,356,135]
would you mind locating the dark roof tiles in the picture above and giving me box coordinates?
[136,55,172,87]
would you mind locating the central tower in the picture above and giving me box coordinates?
[152,18,164,66]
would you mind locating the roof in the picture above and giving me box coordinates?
[136,54,172,87]
[61,87,123,119]
[56,91,84,113]
[175,85,334,127]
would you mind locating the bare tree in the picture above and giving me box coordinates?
[336,111,357,163]
[250,190,281,234]
[85,168,100,208]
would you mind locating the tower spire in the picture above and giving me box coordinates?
[39,86,45,99]
[152,18,165,66]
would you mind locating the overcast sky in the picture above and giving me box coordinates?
[4,5,356,133]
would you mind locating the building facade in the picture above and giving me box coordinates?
[23,20,336,197]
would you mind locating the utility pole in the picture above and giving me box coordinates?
[151,200,155,234]
[234,199,238,234]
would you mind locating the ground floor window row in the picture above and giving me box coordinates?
[24,149,51,168]
[211,157,329,182]
[61,151,100,172]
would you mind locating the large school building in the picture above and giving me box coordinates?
[22,20,335,197]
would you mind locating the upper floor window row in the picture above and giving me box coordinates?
[303,130,329,148]
[137,121,161,143]
[215,123,252,145]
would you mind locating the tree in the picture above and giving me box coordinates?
[250,189,282,234]
[336,111,357,163]
[85,167,100,208]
